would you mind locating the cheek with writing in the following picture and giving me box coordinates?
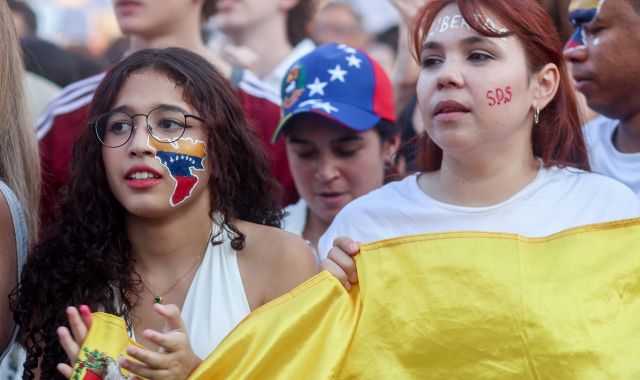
[486,86,512,106]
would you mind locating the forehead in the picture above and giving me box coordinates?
[568,0,606,25]
[426,3,508,39]
[113,70,191,111]
[286,115,363,141]
[319,4,359,22]
[596,0,640,24]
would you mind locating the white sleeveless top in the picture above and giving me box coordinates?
[180,222,251,359]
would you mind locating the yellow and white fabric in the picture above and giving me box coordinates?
[74,219,640,379]
[190,219,640,379]
[318,166,640,258]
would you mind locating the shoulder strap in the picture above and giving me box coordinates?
[0,181,27,276]
[0,180,28,363]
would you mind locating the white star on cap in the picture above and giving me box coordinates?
[328,64,348,82]
[338,44,357,54]
[314,101,338,114]
[299,99,339,114]
[307,77,328,96]
[345,54,362,69]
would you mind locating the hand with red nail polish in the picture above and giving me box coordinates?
[56,305,93,378]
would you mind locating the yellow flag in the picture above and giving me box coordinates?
[71,313,142,380]
[190,219,640,379]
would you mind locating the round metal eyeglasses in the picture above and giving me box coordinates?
[92,105,204,148]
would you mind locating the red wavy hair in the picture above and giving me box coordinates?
[411,0,589,172]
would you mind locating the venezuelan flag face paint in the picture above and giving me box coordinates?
[147,136,207,207]
[565,0,607,52]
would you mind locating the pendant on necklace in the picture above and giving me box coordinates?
[153,296,162,304]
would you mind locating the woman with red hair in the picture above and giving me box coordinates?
[318,0,639,288]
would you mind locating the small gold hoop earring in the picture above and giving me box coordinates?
[534,106,540,125]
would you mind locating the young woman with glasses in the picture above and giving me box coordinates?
[12,47,317,379]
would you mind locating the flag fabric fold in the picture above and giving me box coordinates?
[71,219,640,379]
[190,218,640,379]
[71,313,142,380]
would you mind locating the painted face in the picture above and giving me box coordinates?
[416,3,536,158]
[112,0,202,38]
[102,70,211,218]
[564,0,640,118]
[565,0,606,51]
[285,114,396,225]
[215,0,284,34]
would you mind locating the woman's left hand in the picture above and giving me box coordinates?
[56,305,93,378]
[119,303,201,380]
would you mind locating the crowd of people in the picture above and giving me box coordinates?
[1,0,639,378]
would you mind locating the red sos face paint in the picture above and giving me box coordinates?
[487,86,512,106]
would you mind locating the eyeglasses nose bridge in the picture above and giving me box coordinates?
[129,113,153,136]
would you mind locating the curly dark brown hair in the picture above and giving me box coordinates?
[11,47,283,379]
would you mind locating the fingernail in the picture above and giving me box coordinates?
[349,272,358,283]
[348,242,358,253]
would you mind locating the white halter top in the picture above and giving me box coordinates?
[180,222,251,358]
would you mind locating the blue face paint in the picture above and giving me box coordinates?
[565,0,606,51]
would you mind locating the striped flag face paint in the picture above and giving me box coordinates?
[565,0,606,52]
[147,136,207,207]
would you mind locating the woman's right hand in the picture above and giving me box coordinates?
[56,305,93,378]
[320,237,360,291]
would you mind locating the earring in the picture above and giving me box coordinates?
[534,106,540,125]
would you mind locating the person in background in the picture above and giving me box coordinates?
[309,1,396,75]
[215,0,318,94]
[7,0,36,38]
[273,43,400,257]
[6,0,62,123]
[0,0,40,366]
[309,1,370,50]
[540,0,574,41]
[319,0,640,289]
[8,0,103,87]
[13,48,317,380]
[37,0,298,233]
[563,0,640,196]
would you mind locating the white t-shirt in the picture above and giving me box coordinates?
[282,199,308,237]
[282,199,324,264]
[584,116,640,197]
[318,166,640,259]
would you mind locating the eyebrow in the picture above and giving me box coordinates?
[422,35,502,52]
[288,137,314,145]
[110,103,191,114]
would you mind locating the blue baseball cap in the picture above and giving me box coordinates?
[272,43,396,142]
